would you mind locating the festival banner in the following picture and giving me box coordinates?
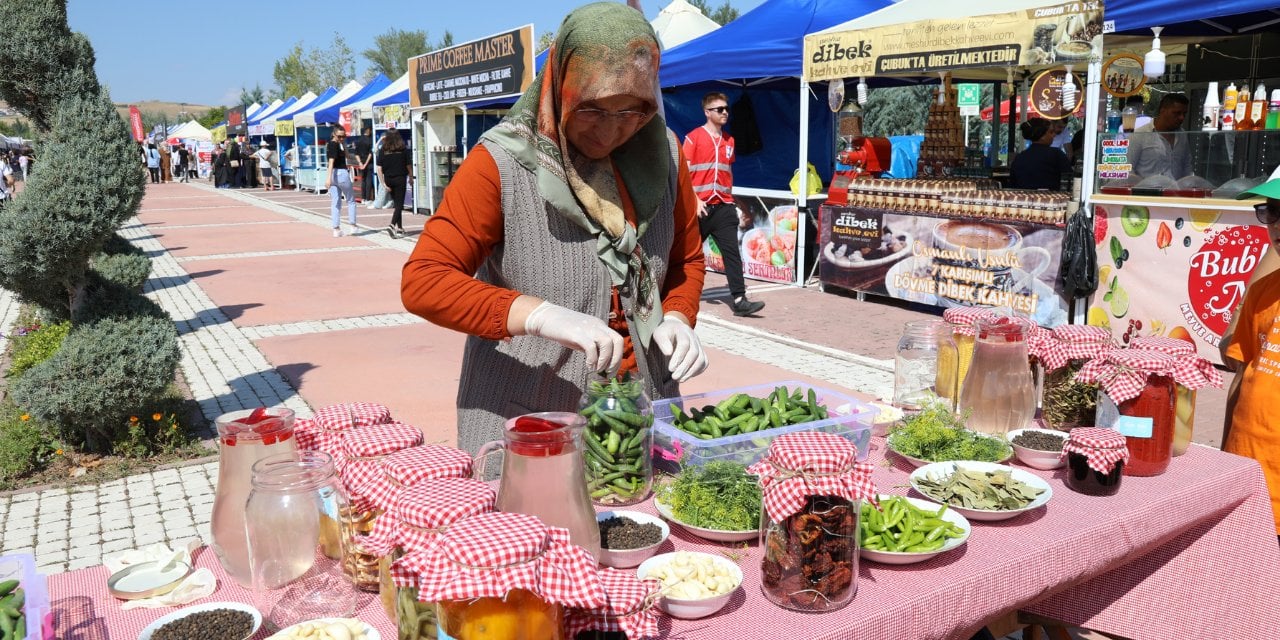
[128,105,145,142]
[375,103,406,129]
[703,195,802,286]
[226,106,247,136]
[210,125,227,143]
[409,25,534,109]
[1091,203,1271,365]
[274,120,295,137]
[803,1,1104,82]
[818,205,1069,327]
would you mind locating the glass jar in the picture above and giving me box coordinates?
[337,422,424,592]
[1040,326,1113,431]
[1099,373,1176,477]
[247,450,359,631]
[894,319,959,410]
[579,373,654,506]
[1063,427,1127,496]
[438,589,564,640]
[1129,336,1210,457]
[959,317,1037,436]
[210,407,297,587]
[760,494,859,611]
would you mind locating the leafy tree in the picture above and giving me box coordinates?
[198,106,227,129]
[273,33,357,96]
[316,33,357,89]
[364,28,429,79]
[0,119,32,138]
[238,83,266,107]
[0,0,100,131]
[273,42,322,99]
[537,31,555,54]
[688,0,740,25]
[863,86,932,137]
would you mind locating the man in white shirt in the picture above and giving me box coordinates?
[1127,93,1192,182]
[0,157,14,205]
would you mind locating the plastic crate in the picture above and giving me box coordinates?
[652,381,876,471]
[0,552,48,640]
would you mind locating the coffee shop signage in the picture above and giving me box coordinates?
[819,205,1069,327]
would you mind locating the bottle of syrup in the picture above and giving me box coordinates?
[1248,82,1269,131]
[1235,83,1252,131]
[1222,82,1238,130]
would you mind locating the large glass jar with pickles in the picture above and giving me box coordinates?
[579,373,654,506]
[362,478,495,640]
[404,511,606,640]
[1038,325,1114,431]
[1128,336,1223,456]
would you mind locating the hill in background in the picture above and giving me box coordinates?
[112,100,218,123]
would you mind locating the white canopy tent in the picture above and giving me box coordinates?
[342,72,410,128]
[168,119,213,141]
[258,90,318,127]
[292,81,363,128]
[651,0,720,50]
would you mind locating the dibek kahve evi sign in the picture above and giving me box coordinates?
[409,25,535,109]
[803,1,1104,82]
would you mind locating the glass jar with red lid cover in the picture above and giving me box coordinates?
[1076,349,1177,476]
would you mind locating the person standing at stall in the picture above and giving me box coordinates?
[401,2,708,454]
[684,92,764,317]
[1220,169,1280,538]
[1010,117,1070,191]
[255,142,276,191]
[376,128,410,238]
[327,126,358,237]
[145,143,161,184]
[1127,93,1192,182]
[356,125,374,202]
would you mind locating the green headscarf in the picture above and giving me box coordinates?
[480,2,671,347]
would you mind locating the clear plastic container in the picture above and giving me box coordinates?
[247,451,359,631]
[579,373,653,506]
[0,553,48,640]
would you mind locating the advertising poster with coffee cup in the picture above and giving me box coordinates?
[703,195,804,285]
[1090,203,1272,365]
[819,205,1069,327]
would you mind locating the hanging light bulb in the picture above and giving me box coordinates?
[857,76,869,105]
[937,72,947,105]
[1144,27,1166,79]
[1061,64,1077,113]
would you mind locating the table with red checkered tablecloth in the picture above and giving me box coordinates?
[46,440,1280,640]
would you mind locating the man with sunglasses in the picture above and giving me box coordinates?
[684,92,765,317]
[1222,165,1280,540]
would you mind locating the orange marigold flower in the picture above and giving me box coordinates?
[55,449,63,455]
[129,416,139,423]
[170,424,178,431]
[19,414,30,422]
[152,413,163,421]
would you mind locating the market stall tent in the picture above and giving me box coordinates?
[1105,0,1280,34]
[292,81,365,128]
[260,91,319,126]
[311,74,391,127]
[651,0,720,50]
[346,73,410,127]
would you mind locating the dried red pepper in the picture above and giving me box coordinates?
[760,495,857,611]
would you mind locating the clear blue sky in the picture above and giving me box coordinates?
[67,0,766,107]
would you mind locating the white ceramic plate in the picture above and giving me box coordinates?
[909,461,1053,522]
[885,432,1013,468]
[860,495,971,565]
[637,552,743,619]
[1006,428,1067,470]
[137,601,261,640]
[654,498,759,542]
[266,617,381,640]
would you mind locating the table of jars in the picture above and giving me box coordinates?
[44,435,1280,640]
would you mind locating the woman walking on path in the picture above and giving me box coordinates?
[327,126,358,236]
[377,128,411,237]
[145,143,161,183]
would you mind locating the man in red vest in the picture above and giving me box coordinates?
[683,92,765,317]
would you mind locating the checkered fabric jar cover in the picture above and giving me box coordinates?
[364,477,495,560]
[1074,349,1176,405]
[1039,324,1115,371]
[300,402,393,459]
[292,418,318,450]
[943,307,998,337]
[1128,337,1223,390]
[402,511,607,609]
[565,568,661,639]
[364,444,474,512]
[337,422,424,512]
[1025,322,1055,361]
[1062,427,1130,474]
[748,431,877,522]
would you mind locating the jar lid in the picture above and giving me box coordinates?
[1051,324,1113,344]
[1128,337,1223,390]
[1040,325,1115,371]
[366,478,495,561]
[566,569,661,640]
[747,432,876,522]
[943,307,998,337]
[404,511,607,609]
[1062,427,1130,474]
[293,417,318,451]
[364,444,474,512]
[1075,349,1176,404]
[313,402,392,433]
[337,422,424,511]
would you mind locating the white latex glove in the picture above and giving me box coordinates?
[652,313,707,382]
[524,301,623,374]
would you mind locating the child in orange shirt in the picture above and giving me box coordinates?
[1222,168,1280,536]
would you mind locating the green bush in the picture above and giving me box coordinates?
[91,252,151,292]
[0,408,55,482]
[0,0,100,132]
[73,278,169,324]
[11,314,180,452]
[5,320,71,379]
[114,386,196,458]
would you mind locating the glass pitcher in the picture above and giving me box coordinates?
[475,412,602,560]
[210,407,297,587]
[958,317,1036,436]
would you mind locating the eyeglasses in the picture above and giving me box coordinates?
[573,108,650,125]
[1257,201,1280,225]
[705,106,729,114]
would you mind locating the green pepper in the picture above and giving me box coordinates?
[584,429,615,464]
[605,430,621,455]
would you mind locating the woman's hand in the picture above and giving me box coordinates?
[521,300,623,374]
[652,312,707,382]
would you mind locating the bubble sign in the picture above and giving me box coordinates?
[1183,225,1272,342]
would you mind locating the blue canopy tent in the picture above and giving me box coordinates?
[313,73,392,126]
[1106,0,1280,35]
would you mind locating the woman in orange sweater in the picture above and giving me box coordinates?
[401,2,707,453]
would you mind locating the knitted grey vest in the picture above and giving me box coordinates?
[455,139,681,455]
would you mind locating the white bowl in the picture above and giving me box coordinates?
[596,510,670,569]
[868,403,904,438]
[266,617,381,640]
[653,498,758,542]
[860,495,971,565]
[637,552,743,619]
[909,461,1053,522]
[138,601,261,640]
[886,432,1013,469]
[1007,428,1067,470]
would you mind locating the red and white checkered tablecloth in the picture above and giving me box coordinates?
[45,442,1280,640]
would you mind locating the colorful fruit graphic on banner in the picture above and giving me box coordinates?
[1094,206,1109,244]
[1121,205,1149,237]
[1186,225,1272,337]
